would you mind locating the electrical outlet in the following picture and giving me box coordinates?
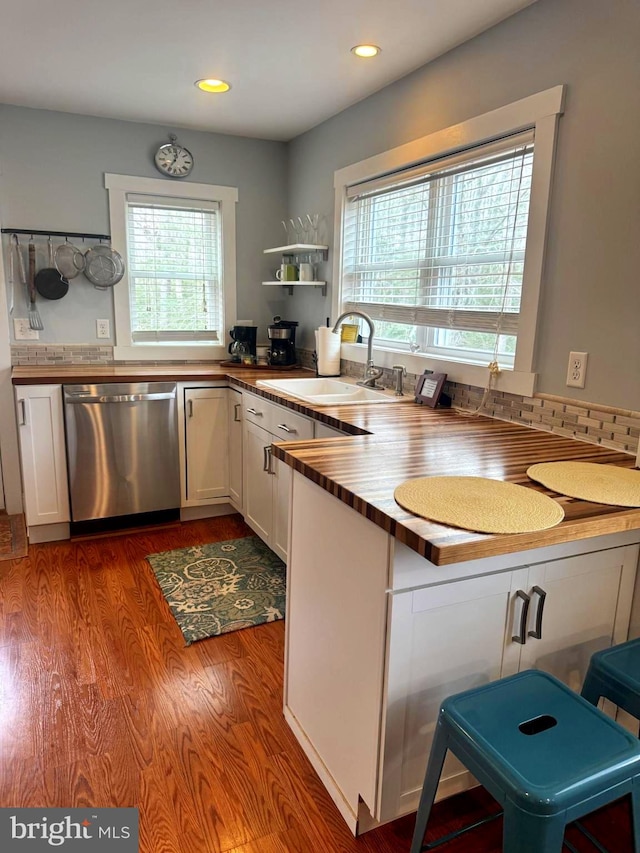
[96,319,110,339]
[566,351,588,388]
[13,318,39,340]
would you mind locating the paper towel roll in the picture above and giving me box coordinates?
[315,327,341,376]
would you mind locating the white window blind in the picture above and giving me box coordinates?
[126,196,223,343]
[341,131,534,344]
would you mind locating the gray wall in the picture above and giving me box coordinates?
[286,0,640,411]
[0,105,289,346]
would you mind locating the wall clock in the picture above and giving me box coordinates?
[154,134,194,178]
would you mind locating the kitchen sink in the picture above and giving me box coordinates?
[256,376,405,405]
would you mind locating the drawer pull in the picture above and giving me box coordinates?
[18,399,27,426]
[246,407,263,416]
[528,586,547,640]
[263,445,270,472]
[267,446,275,475]
[188,399,194,418]
[512,589,530,645]
[234,403,241,422]
[276,423,297,434]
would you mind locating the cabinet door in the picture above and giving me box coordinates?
[228,388,243,510]
[272,457,291,562]
[185,388,229,502]
[243,419,273,545]
[519,548,638,693]
[378,568,527,823]
[16,384,70,526]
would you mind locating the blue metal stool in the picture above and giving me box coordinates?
[410,670,640,853]
[582,637,640,720]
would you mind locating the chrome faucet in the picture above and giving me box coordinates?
[332,310,384,388]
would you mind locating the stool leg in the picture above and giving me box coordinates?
[410,719,449,853]
[631,778,640,853]
[503,801,566,853]
[580,664,603,707]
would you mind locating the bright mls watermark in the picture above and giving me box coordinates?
[0,809,138,850]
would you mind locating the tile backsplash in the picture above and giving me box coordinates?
[13,343,640,457]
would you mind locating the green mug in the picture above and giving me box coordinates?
[275,263,298,282]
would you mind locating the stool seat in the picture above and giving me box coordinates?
[411,670,640,853]
[582,637,640,718]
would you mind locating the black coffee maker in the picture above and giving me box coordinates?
[228,325,257,362]
[267,318,298,366]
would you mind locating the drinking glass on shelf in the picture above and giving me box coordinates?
[288,218,302,244]
[307,213,320,244]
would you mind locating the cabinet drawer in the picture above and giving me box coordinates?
[243,391,314,439]
[271,408,314,441]
[243,392,271,427]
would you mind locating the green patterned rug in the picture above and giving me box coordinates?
[146,536,286,644]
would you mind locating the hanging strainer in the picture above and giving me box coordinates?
[84,244,125,289]
[55,239,85,280]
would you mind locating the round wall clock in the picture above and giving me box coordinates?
[154,134,194,178]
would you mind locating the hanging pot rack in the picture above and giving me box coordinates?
[1,228,111,241]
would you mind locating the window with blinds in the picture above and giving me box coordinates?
[341,131,534,365]
[126,196,223,343]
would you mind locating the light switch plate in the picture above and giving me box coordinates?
[14,318,39,340]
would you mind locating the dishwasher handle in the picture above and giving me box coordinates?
[65,392,176,404]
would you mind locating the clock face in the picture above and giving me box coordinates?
[154,143,194,178]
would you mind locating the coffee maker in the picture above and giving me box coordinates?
[228,325,257,362]
[267,318,298,366]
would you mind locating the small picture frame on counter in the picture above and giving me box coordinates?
[414,371,450,408]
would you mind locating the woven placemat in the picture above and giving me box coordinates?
[527,461,640,507]
[394,476,565,534]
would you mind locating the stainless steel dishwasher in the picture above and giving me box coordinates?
[63,382,180,523]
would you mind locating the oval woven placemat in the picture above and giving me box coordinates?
[394,476,565,534]
[527,461,640,507]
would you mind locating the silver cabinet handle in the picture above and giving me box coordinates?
[263,445,270,472]
[234,403,241,422]
[267,446,275,475]
[18,398,27,426]
[188,399,194,418]
[246,407,263,416]
[276,423,297,434]
[512,589,531,645]
[528,586,547,640]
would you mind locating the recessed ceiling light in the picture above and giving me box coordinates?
[351,44,381,58]
[195,79,231,93]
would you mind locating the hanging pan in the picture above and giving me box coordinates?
[35,237,69,300]
[83,243,125,289]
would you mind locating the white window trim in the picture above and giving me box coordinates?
[332,85,565,397]
[105,173,238,361]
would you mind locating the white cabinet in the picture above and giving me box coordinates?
[15,384,70,528]
[242,390,313,561]
[314,422,349,439]
[284,472,640,835]
[228,388,243,510]
[378,546,638,822]
[244,418,275,544]
[184,387,229,502]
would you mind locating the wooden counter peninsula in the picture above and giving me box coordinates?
[269,404,640,835]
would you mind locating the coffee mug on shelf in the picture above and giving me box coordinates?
[275,263,298,282]
[298,262,315,281]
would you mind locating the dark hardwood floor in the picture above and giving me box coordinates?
[0,514,633,852]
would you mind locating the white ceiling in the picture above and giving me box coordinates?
[0,0,537,141]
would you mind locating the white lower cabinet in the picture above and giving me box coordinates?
[15,384,70,528]
[244,419,275,545]
[284,472,640,835]
[184,387,229,502]
[228,388,243,510]
[242,391,313,561]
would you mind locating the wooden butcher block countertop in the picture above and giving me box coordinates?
[13,363,640,565]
